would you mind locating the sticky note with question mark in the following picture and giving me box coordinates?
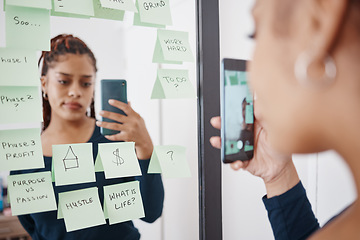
[148,145,191,178]
[103,181,144,225]
[0,86,42,124]
[151,69,196,99]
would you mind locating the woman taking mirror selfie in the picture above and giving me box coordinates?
[11,34,164,240]
[212,0,360,239]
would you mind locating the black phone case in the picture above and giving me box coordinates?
[221,59,254,163]
[100,79,127,136]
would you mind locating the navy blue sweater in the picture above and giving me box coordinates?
[11,125,164,240]
[263,182,320,240]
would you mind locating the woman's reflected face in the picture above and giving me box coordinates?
[42,54,96,122]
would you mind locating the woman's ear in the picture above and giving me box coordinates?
[40,76,47,93]
[307,0,349,61]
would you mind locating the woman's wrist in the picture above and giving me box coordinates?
[135,142,154,160]
[264,161,300,198]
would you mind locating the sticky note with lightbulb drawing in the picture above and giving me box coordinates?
[148,145,191,178]
[151,69,196,99]
[103,181,144,225]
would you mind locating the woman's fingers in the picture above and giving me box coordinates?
[210,136,221,149]
[210,116,221,129]
[108,99,133,115]
[100,110,126,123]
[96,121,125,132]
[230,160,248,171]
[104,131,126,141]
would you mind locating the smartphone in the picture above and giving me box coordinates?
[100,79,127,136]
[221,58,254,163]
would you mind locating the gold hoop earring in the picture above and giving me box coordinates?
[294,52,337,88]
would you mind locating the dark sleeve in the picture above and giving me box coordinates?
[135,159,164,223]
[262,181,320,240]
[17,214,36,238]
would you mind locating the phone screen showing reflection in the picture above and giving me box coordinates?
[221,59,254,163]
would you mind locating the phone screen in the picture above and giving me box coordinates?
[222,59,254,162]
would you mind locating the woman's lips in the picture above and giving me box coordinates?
[63,102,82,110]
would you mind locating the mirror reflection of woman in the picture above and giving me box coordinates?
[12,34,164,240]
[212,0,360,239]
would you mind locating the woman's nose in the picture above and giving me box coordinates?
[68,85,82,98]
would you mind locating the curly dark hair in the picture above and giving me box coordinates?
[38,34,97,131]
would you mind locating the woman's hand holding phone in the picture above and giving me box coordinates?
[210,116,300,198]
[96,100,154,160]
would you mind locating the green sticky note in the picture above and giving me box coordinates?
[225,140,240,155]
[103,181,144,224]
[50,0,91,18]
[103,200,108,219]
[246,85,253,103]
[152,40,182,64]
[6,5,50,51]
[51,159,55,182]
[94,153,104,172]
[57,201,63,219]
[245,105,254,124]
[96,142,142,179]
[136,0,171,26]
[58,187,106,232]
[151,69,196,99]
[133,0,164,28]
[153,29,194,64]
[8,172,57,216]
[99,0,137,12]
[228,72,238,85]
[0,128,44,171]
[92,0,124,21]
[52,143,96,186]
[244,145,254,152]
[148,145,191,178]
[229,75,239,85]
[53,0,94,16]
[0,86,42,124]
[0,48,39,86]
[6,0,51,9]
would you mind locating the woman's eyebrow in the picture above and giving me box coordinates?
[56,72,93,78]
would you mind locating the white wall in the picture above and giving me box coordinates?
[0,1,199,240]
[220,0,357,239]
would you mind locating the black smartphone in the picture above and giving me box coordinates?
[100,79,127,136]
[221,58,254,163]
